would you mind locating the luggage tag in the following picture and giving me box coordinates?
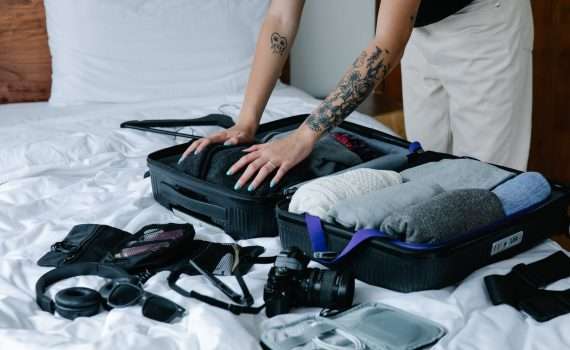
[260,302,446,350]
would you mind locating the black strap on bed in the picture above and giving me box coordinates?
[484,251,570,322]
[120,113,235,139]
[168,260,265,315]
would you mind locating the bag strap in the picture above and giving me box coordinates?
[305,214,391,264]
[167,262,264,315]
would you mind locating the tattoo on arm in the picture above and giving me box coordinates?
[270,32,288,56]
[305,46,391,133]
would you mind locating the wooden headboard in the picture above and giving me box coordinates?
[0,0,51,104]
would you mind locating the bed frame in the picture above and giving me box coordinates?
[0,0,51,104]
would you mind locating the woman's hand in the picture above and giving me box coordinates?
[179,123,257,163]
[228,126,319,191]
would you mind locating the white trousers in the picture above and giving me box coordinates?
[402,0,534,170]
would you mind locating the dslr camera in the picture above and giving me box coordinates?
[263,247,354,317]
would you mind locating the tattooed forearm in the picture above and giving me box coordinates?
[270,32,288,56]
[305,46,391,133]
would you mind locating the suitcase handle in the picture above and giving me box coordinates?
[161,183,227,222]
[120,114,235,139]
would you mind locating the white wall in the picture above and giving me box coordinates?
[290,0,376,98]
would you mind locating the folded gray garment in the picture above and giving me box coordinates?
[331,182,445,230]
[380,189,505,244]
[400,159,515,191]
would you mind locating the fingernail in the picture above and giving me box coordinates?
[226,169,233,176]
[194,149,201,155]
[234,182,242,190]
[247,184,255,192]
[224,140,233,146]
[177,155,187,165]
[270,180,276,188]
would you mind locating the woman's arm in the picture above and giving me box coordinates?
[182,0,305,159]
[304,0,420,135]
[238,0,305,133]
[229,0,421,190]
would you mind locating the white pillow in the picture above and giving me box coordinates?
[45,0,269,106]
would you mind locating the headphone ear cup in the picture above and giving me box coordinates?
[99,282,115,311]
[54,287,102,320]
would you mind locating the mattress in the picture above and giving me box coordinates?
[0,85,568,350]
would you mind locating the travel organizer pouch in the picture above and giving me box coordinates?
[38,223,197,276]
[101,223,196,275]
[38,224,133,267]
[261,302,446,350]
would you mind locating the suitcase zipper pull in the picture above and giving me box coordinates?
[283,187,298,199]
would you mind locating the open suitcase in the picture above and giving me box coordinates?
[123,114,413,240]
[123,114,570,292]
[276,150,570,292]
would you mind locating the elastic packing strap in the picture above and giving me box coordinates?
[305,214,390,264]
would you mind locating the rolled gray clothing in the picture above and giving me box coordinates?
[340,153,409,173]
[380,189,506,244]
[400,159,515,191]
[331,182,445,230]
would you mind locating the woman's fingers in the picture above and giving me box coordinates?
[194,138,212,155]
[235,158,266,190]
[249,162,278,191]
[180,131,230,163]
[180,139,204,163]
[270,162,293,188]
[243,144,261,153]
[227,151,260,177]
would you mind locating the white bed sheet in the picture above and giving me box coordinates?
[0,85,568,350]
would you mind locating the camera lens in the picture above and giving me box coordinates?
[301,269,354,309]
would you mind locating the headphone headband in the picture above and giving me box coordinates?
[36,263,131,314]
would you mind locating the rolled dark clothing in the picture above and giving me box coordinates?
[178,136,362,196]
[381,189,506,244]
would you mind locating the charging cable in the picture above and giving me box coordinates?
[312,329,366,350]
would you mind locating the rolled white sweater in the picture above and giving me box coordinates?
[288,169,403,222]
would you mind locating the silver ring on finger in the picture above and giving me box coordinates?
[267,160,277,170]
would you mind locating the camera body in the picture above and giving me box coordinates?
[263,247,354,317]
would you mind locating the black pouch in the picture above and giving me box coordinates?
[102,223,196,275]
[37,224,133,267]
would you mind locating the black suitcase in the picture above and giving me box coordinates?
[122,114,413,240]
[275,150,570,292]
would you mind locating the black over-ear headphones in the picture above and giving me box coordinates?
[36,263,135,320]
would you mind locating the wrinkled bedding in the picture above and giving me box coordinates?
[0,85,568,350]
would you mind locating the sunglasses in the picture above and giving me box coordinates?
[100,278,185,323]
